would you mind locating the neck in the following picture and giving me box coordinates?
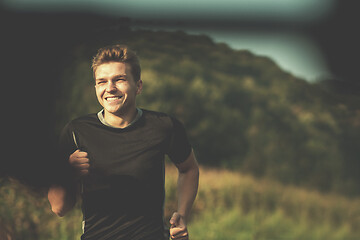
[103,107,138,128]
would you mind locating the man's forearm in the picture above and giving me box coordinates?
[48,184,77,217]
[177,164,199,221]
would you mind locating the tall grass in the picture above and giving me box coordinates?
[1,165,359,239]
[165,165,360,240]
[0,179,83,240]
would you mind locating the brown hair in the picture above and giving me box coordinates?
[92,44,141,81]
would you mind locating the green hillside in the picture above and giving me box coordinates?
[56,29,360,196]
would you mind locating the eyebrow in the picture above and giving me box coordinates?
[95,74,127,81]
[112,74,127,79]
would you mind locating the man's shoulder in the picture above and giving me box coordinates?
[142,109,170,119]
[141,109,176,123]
[141,109,176,129]
[71,113,98,124]
[141,109,184,130]
[65,113,99,129]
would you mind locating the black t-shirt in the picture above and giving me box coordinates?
[58,109,192,240]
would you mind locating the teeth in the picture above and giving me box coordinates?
[106,96,121,100]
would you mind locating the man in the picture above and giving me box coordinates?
[48,45,199,240]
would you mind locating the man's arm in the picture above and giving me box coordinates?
[48,184,77,217]
[48,150,89,217]
[170,149,199,240]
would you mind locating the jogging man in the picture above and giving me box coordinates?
[48,45,199,240]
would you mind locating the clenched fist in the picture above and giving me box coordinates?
[69,149,90,177]
[170,212,189,240]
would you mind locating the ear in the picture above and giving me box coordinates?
[136,80,143,95]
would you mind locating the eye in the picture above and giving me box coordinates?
[96,80,106,85]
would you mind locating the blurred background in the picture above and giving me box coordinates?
[1,0,359,239]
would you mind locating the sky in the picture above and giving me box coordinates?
[2,0,336,82]
[133,25,332,82]
[3,0,335,22]
[186,30,332,82]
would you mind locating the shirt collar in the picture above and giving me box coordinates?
[97,108,143,129]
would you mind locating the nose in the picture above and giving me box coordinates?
[105,81,117,92]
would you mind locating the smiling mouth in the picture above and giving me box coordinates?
[105,96,123,101]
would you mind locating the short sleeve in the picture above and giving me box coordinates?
[58,122,77,160]
[166,117,192,164]
[52,122,77,184]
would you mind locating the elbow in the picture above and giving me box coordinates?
[50,201,75,217]
[49,200,75,217]
[194,165,200,184]
[190,161,200,178]
[47,185,75,217]
[51,207,66,217]
[182,164,200,179]
[194,163,200,175]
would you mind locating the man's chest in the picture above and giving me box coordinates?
[74,126,169,178]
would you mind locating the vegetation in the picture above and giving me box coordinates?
[2,27,360,239]
[1,164,359,239]
[56,29,360,196]
[166,165,360,240]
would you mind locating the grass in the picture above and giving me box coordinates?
[1,165,359,239]
[165,165,360,240]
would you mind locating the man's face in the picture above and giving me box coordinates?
[94,62,142,116]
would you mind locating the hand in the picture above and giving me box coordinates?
[68,149,90,177]
[169,212,189,240]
